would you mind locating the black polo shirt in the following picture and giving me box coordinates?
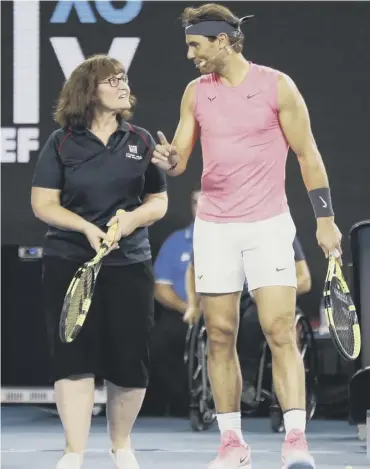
[32,120,167,265]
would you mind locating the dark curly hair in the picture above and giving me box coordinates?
[54,54,136,128]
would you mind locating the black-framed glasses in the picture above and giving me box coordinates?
[100,75,129,87]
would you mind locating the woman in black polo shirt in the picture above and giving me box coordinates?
[31,55,167,469]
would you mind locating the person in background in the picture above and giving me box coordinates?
[150,187,200,414]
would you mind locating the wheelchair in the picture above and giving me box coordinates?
[184,306,318,433]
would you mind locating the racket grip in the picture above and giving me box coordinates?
[106,209,124,241]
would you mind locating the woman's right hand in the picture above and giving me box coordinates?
[82,222,111,253]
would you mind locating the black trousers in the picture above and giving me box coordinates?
[42,256,154,388]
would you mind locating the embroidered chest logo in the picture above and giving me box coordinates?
[208,96,216,102]
[126,145,142,160]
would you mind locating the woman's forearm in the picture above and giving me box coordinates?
[131,193,168,228]
[32,202,89,233]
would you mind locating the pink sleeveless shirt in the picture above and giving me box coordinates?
[194,62,289,223]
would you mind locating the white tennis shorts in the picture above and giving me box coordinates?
[193,212,297,294]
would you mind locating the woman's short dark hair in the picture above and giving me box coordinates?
[54,54,136,128]
[181,3,244,53]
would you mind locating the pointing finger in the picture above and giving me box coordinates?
[157,131,169,147]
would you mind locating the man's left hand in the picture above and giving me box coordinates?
[316,217,342,263]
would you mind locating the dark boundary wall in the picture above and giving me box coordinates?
[1,1,370,317]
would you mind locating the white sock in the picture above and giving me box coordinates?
[216,412,244,441]
[283,409,306,436]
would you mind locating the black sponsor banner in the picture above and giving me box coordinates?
[1,1,370,314]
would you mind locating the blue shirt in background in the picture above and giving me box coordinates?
[154,223,194,302]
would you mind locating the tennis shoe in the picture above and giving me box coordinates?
[110,448,140,469]
[208,430,252,469]
[281,429,315,469]
[55,452,82,469]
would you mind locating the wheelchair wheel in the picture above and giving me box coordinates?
[185,319,216,432]
[190,407,216,432]
[269,309,318,433]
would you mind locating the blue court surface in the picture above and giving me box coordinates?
[1,406,368,469]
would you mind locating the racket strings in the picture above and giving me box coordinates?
[59,222,118,343]
[330,278,356,355]
[64,268,94,339]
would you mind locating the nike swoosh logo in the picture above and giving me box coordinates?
[247,92,260,99]
[276,267,287,272]
[319,196,327,208]
[239,455,249,465]
[197,275,203,279]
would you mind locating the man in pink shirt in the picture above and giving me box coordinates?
[152,4,342,469]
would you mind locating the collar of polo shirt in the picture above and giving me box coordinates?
[70,115,131,134]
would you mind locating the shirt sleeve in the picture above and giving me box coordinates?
[32,131,64,189]
[293,235,306,262]
[143,134,167,195]
[154,236,174,284]
[143,162,167,194]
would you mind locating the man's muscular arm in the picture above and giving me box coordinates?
[277,73,342,257]
[277,74,331,199]
[152,81,199,176]
[170,81,199,175]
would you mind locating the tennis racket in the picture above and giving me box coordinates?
[323,254,361,361]
[59,210,123,344]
